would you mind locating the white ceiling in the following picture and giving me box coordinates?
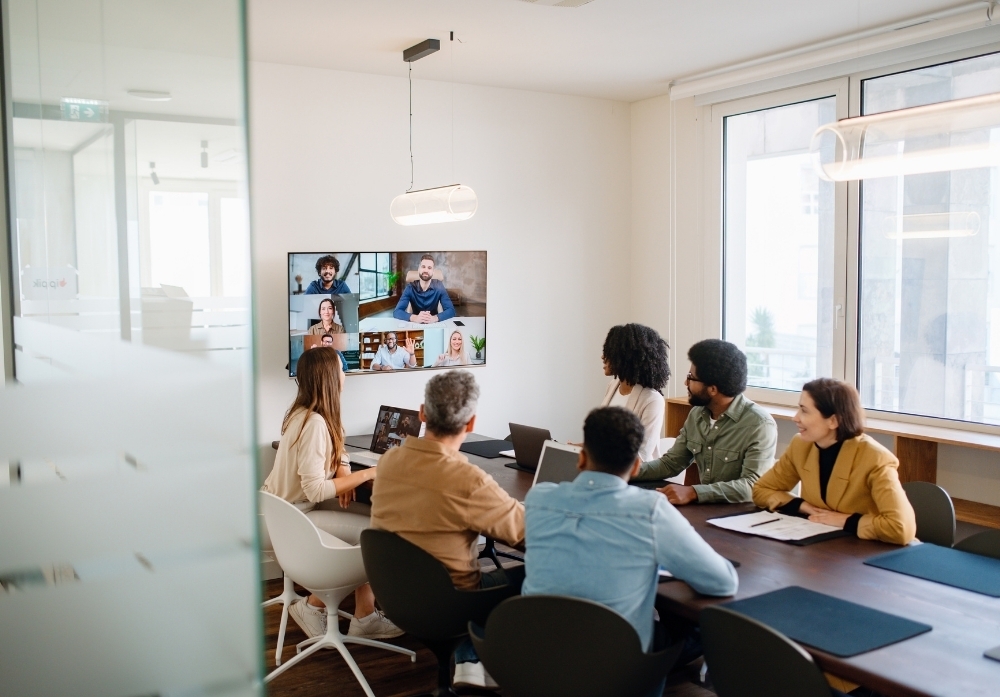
[247,0,974,102]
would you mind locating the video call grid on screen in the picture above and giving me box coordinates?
[288,251,487,377]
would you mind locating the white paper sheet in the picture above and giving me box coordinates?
[707,510,842,542]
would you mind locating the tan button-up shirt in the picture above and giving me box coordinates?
[370,437,525,590]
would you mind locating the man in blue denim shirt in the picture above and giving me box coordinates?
[523,407,738,660]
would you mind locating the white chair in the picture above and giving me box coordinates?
[259,492,416,693]
[259,510,355,666]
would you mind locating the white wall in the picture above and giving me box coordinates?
[249,62,631,448]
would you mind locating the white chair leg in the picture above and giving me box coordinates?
[332,633,377,697]
[344,635,417,661]
[263,574,302,666]
[296,635,322,653]
[265,637,328,683]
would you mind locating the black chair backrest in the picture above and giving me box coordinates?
[470,595,682,697]
[701,606,834,697]
[902,481,955,547]
[359,528,518,641]
[954,529,1000,560]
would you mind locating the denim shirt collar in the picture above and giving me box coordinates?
[573,470,628,490]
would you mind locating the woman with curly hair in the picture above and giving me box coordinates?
[600,324,671,461]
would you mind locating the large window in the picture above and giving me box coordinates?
[723,94,840,393]
[721,50,1000,428]
[358,252,391,301]
[859,52,1000,425]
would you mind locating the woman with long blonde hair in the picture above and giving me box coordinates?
[433,329,470,367]
[262,347,402,640]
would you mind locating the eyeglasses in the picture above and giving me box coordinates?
[685,373,703,384]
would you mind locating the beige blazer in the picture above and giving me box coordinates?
[601,379,665,462]
[752,433,916,545]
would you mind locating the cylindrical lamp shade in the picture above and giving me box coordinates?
[810,93,1000,181]
[390,184,478,226]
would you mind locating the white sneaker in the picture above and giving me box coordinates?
[288,598,327,638]
[347,610,405,639]
[453,661,498,689]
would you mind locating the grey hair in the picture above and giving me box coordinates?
[424,370,480,435]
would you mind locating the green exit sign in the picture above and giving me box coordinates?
[60,97,108,122]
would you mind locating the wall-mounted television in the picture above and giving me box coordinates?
[288,251,487,377]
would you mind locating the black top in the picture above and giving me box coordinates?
[778,440,862,536]
[817,440,843,503]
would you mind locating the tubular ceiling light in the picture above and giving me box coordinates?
[390,184,478,226]
[880,211,980,240]
[810,93,1000,181]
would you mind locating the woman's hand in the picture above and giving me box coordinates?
[338,489,355,509]
[807,508,851,528]
[798,501,820,517]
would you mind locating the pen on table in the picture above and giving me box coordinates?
[750,517,782,527]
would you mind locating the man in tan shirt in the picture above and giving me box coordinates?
[370,370,523,689]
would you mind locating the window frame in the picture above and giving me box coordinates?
[711,78,850,407]
[357,252,391,302]
[710,42,1000,434]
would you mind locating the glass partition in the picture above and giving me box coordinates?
[0,1,260,695]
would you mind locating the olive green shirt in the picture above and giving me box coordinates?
[636,393,777,503]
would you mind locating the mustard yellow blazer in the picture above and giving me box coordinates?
[752,434,916,545]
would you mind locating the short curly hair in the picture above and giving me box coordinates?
[602,324,670,391]
[583,407,645,474]
[315,254,340,275]
[687,339,747,397]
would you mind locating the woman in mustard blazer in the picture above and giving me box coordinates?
[753,378,916,545]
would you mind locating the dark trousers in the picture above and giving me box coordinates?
[454,565,525,664]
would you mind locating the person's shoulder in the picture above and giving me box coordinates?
[430,279,447,291]
[634,386,664,408]
[740,396,777,427]
[525,481,560,503]
[853,433,897,465]
[785,433,812,456]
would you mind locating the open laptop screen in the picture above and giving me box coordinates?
[370,405,421,454]
[532,441,582,487]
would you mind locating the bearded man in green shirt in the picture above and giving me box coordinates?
[635,339,777,505]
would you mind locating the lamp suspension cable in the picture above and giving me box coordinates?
[407,61,414,192]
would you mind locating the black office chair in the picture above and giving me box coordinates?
[954,529,1000,559]
[360,529,520,697]
[902,481,956,547]
[469,595,683,697]
[701,605,849,697]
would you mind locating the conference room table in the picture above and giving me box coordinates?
[347,434,1000,697]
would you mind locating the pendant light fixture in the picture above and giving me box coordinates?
[810,92,1000,181]
[390,37,478,226]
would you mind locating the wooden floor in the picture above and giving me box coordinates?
[261,577,716,697]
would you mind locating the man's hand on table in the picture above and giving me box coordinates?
[658,483,698,506]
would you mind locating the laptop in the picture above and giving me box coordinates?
[505,423,553,472]
[350,405,422,466]
[531,441,582,487]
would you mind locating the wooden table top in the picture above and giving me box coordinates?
[466,452,1000,697]
[345,434,1000,697]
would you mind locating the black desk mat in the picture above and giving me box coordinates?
[459,439,512,459]
[864,543,1000,597]
[720,586,932,657]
